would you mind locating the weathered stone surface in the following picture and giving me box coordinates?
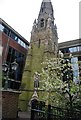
[19,0,58,111]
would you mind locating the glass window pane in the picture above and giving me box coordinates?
[10,32,15,40]
[79,46,81,51]
[71,57,79,83]
[69,46,81,53]
[15,36,18,41]
[0,24,4,31]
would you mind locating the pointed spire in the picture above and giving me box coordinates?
[31,19,37,33]
[55,24,57,29]
[31,91,39,101]
[38,0,54,17]
[40,0,53,15]
[37,0,54,29]
[42,0,51,2]
[34,19,36,24]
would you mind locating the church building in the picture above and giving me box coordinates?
[19,0,58,111]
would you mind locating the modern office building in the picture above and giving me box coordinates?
[0,18,29,89]
[59,39,81,83]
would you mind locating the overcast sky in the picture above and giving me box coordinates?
[0,0,80,43]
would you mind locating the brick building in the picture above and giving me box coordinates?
[0,18,29,119]
[0,18,29,89]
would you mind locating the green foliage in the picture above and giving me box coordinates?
[39,57,81,109]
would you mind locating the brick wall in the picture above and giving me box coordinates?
[2,90,21,119]
[0,91,2,120]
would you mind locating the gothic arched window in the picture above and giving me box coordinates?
[40,18,44,28]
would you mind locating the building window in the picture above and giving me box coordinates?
[40,18,44,27]
[1,24,28,49]
[3,26,10,36]
[69,46,81,53]
[61,46,81,54]
[78,56,81,61]
[6,47,25,82]
[0,24,4,31]
[79,46,81,51]
[10,32,15,40]
[71,57,79,83]
[2,46,26,89]
[61,48,70,53]
[15,36,18,41]
[18,38,28,49]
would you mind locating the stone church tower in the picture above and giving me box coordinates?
[19,0,58,111]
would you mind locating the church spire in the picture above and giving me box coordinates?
[19,0,58,111]
[37,0,54,29]
[42,0,51,2]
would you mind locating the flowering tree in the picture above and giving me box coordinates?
[39,56,81,109]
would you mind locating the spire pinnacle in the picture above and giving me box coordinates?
[42,0,51,2]
[38,0,54,19]
[37,0,54,29]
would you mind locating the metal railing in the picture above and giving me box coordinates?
[31,100,81,120]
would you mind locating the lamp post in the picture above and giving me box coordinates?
[2,59,18,89]
[2,60,21,119]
